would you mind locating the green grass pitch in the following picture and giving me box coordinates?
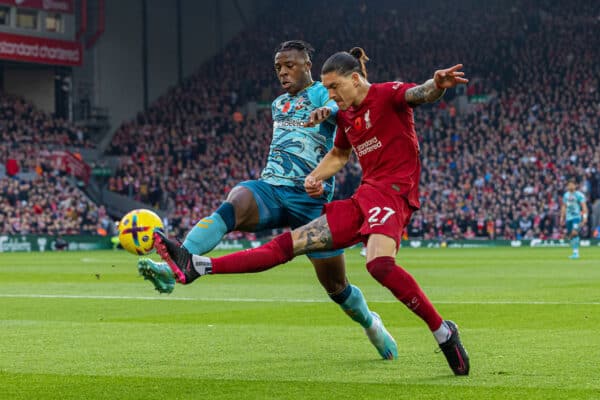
[1,247,599,399]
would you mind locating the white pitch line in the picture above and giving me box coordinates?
[0,294,599,305]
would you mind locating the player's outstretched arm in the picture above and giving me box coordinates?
[405,64,468,106]
[305,146,352,198]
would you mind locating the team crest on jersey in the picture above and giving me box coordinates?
[294,97,306,110]
[364,110,372,129]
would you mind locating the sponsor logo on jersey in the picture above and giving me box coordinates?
[273,119,305,128]
[354,136,382,157]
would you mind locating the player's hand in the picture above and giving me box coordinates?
[304,107,332,127]
[433,64,469,89]
[304,175,324,198]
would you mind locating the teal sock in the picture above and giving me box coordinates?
[339,285,374,329]
[572,237,580,255]
[182,212,228,255]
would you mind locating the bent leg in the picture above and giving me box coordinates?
[365,234,445,334]
[183,185,259,255]
[310,253,397,360]
[311,254,371,328]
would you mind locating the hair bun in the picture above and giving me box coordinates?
[349,47,369,62]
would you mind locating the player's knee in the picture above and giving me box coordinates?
[226,186,258,229]
[214,202,236,231]
[366,256,396,284]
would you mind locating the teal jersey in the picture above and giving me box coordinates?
[261,82,338,199]
[563,190,585,220]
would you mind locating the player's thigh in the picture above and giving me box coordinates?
[234,180,286,231]
[321,198,364,249]
[225,184,260,231]
[566,219,580,237]
[308,253,348,294]
[365,234,398,261]
[354,184,413,253]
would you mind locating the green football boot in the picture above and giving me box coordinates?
[365,312,398,360]
[138,258,176,294]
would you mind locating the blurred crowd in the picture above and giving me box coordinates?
[106,0,599,240]
[3,0,599,241]
[0,175,111,236]
[0,95,111,236]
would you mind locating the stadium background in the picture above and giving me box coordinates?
[1,2,600,399]
[0,0,598,248]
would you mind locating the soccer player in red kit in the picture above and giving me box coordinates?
[152,47,470,375]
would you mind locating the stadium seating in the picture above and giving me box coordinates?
[0,95,110,236]
[106,0,599,240]
[5,1,596,240]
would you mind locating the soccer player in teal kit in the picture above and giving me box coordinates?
[139,40,397,360]
[560,179,588,259]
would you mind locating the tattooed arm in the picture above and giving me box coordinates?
[405,64,468,106]
[405,79,445,106]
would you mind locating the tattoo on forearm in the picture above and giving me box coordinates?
[406,79,445,105]
[292,215,333,255]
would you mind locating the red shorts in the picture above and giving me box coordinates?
[323,183,414,249]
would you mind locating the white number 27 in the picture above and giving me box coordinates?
[367,207,396,225]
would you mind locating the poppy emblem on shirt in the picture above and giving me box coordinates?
[282,101,291,113]
[354,117,364,130]
[354,110,372,130]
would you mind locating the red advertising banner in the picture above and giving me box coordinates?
[0,0,74,13]
[0,32,81,65]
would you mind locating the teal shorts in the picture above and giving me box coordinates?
[237,180,343,259]
[566,217,581,234]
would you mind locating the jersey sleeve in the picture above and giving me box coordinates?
[577,192,586,203]
[334,116,352,149]
[383,81,418,110]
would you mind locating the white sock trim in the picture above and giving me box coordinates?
[191,255,212,275]
[433,321,451,344]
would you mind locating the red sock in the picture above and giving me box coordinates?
[211,232,294,274]
[366,256,443,331]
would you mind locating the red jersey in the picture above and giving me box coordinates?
[334,82,421,209]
